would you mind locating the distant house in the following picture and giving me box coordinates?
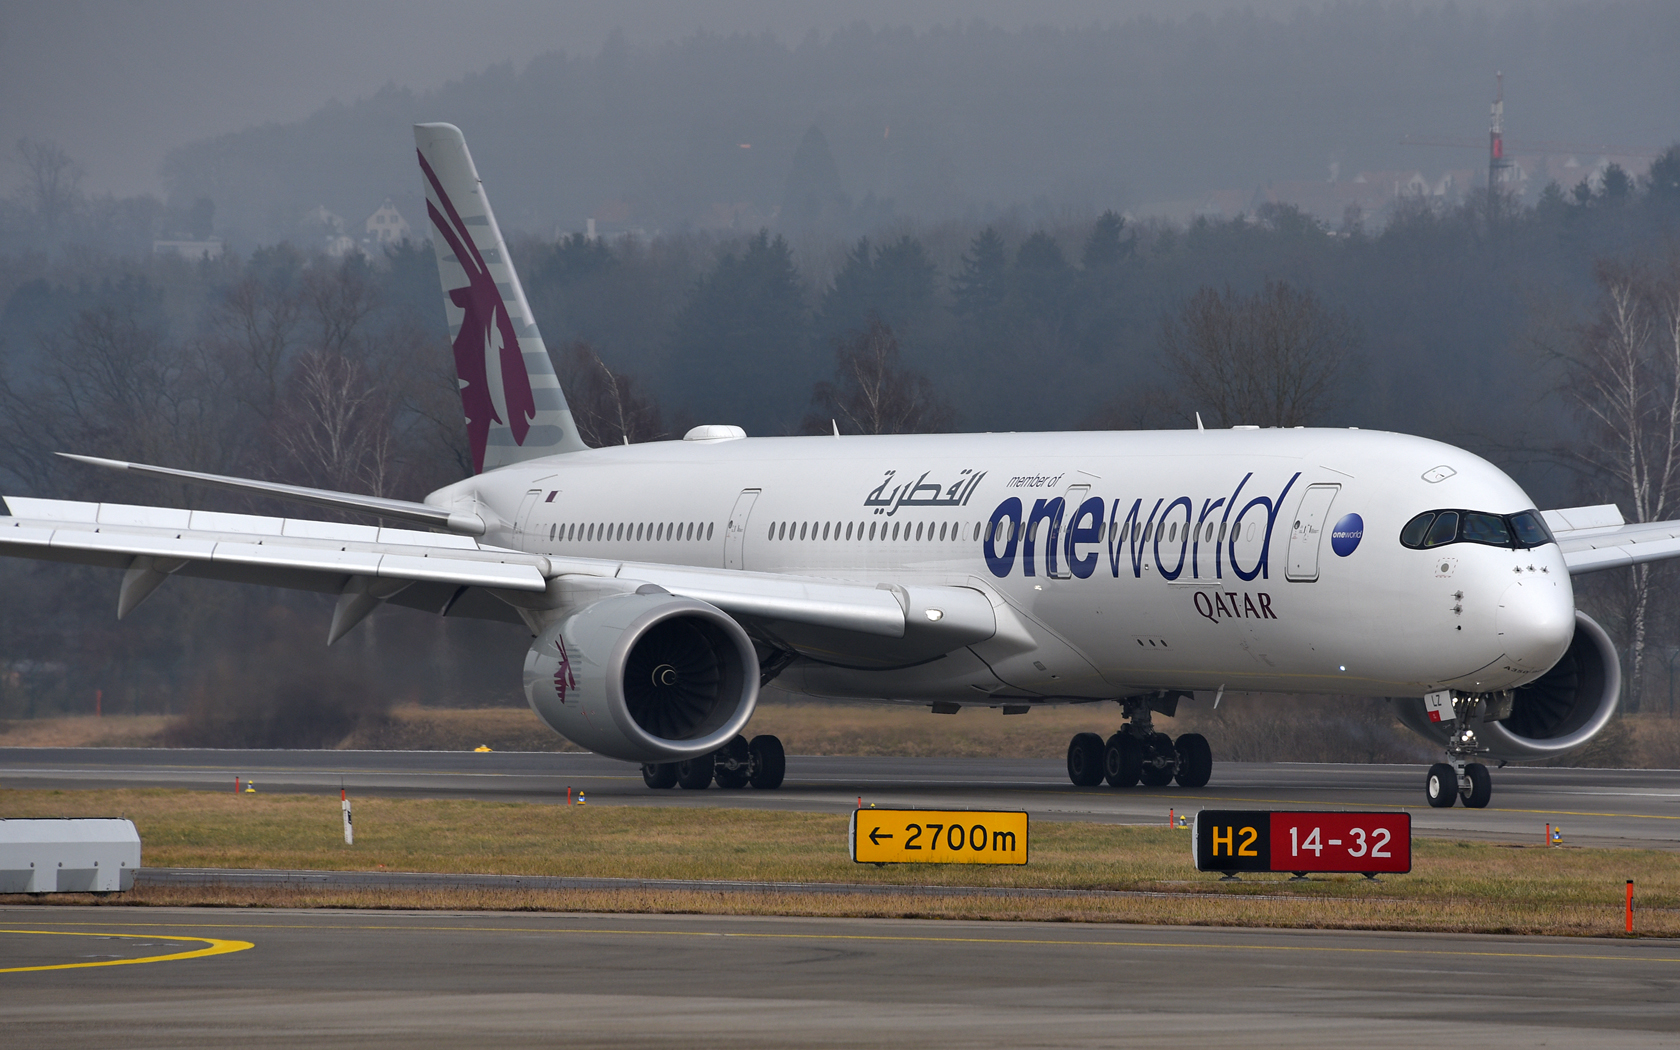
[364,198,411,245]
[152,238,225,260]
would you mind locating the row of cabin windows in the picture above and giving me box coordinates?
[984,518,1257,545]
[768,519,988,543]
[757,517,1264,546]
[549,521,716,543]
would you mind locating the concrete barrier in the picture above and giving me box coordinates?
[0,818,141,892]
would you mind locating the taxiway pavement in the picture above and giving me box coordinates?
[2,748,1676,848]
[2,907,1677,1048]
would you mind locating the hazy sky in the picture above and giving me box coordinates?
[3,0,1538,198]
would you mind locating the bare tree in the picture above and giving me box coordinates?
[214,273,305,418]
[274,350,397,497]
[557,341,664,446]
[805,317,954,435]
[1554,256,1680,711]
[15,138,85,234]
[1162,281,1352,428]
[304,257,380,357]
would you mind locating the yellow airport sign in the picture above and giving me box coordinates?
[849,809,1028,865]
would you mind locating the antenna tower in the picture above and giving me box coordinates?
[1488,73,1514,209]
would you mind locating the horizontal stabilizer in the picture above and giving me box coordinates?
[57,453,486,535]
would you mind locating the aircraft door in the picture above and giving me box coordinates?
[1286,484,1340,582]
[512,488,543,550]
[724,489,760,570]
[1048,484,1089,579]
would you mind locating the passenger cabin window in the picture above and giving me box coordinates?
[1400,509,1554,551]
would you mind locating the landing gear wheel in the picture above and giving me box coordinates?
[1426,763,1457,808]
[1066,732,1106,787]
[1139,732,1177,787]
[1104,733,1143,788]
[1174,733,1212,788]
[676,754,714,790]
[713,735,751,789]
[641,762,678,789]
[1463,762,1492,808]
[748,734,786,789]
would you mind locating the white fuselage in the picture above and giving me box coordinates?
[433,427,1577,705]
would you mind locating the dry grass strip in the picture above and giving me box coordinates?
[1,788,1674,936]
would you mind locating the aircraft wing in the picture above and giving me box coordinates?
[0,496,990,651]
[1543,504,1680,574]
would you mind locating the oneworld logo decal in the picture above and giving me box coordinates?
[1330,513,1364,557]
[418,149,536,474]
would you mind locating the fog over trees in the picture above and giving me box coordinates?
[3,3,1680,731]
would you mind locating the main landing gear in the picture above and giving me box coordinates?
[1065,698,1212,789]
[1424,691,1498,809]
[641,734,786,791]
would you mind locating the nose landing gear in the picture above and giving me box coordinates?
[1424,691,1496,808]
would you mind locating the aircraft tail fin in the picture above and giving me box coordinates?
[414,122,588,472]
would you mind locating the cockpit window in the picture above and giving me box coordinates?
[1461,512,1511,546]
[1424,511,1459,547]
[1509,511,1553,548]
[1400,508,1555,551]
[1400,512,1434,548]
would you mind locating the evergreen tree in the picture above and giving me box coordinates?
[816,234,936,343]
[951,227,1008,326]
[1012,231,1071,333]
[1080,210,1132,270]
[667,230,808,433]
[1648,147,1680,203]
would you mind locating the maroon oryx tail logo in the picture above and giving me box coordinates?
[418,149,537,473]
[553,635,577,704]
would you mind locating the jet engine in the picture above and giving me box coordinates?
[1395,611,1621,759]
[522,588,759,763]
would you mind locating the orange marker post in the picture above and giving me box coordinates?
[1626,880,1634,933]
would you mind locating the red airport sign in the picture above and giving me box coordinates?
[1193,810,1411,875]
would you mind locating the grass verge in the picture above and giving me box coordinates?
[2,789,1674,936]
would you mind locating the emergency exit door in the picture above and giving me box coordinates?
[724,489,759,570]
[1286,484,1340,582]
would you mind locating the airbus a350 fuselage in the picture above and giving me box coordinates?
[436,426,1576,706]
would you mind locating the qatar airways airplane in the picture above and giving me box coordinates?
[3,124,1673,808]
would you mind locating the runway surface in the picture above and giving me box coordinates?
[2,907,1677,1049]
[3,748,1677,849]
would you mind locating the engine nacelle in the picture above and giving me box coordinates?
[522,589,759,763]
[1395,611,1621,759]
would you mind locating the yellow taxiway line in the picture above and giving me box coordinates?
[0,929,253,973]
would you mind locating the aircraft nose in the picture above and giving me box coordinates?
[1496,576,1574,670]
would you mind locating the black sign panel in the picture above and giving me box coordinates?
[1193,810,1273,872]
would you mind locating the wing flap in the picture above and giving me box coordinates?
[1555,516,1680,574]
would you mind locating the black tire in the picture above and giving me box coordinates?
[676,754,714,790]
[641,762,678,789]
[714,734,752,789]
[1104,733,1143,788]
[1426,763,1457,808]
[1464,762,1492,808]
[1066,732,1106,786]
[1139,732,1177,787]
[1174,732,1213,788]
[749,734,786,789]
